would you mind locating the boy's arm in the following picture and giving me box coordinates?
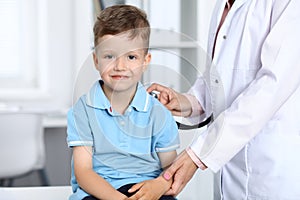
[125,150,177,200]
[158,150,177,169]
[73,146,127,200]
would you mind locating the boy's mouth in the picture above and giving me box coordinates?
[111,75,129,80]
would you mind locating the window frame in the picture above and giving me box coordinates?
[0,0,49,100]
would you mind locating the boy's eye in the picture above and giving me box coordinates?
[128,55,137,60]
[104,55,114,59]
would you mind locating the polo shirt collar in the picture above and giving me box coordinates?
[86,80,150,112]
[131,83,150,112]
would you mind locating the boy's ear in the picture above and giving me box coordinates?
[93,52,100,70]
[143,53,151,72]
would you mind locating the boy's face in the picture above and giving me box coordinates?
[93,33,151,94]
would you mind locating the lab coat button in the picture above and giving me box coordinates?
[248,167,252,173]
[215,79,219,84]
[223,35,227,39]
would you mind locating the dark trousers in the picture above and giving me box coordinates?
[82,183,176,200]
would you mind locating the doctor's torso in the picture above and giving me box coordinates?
[205,0,300,199]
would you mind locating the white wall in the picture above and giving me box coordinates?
[45,0,94,109]
[45,0,73,108]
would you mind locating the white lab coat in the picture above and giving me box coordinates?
[189,0,300,199]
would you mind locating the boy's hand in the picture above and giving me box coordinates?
[125,176,172,200]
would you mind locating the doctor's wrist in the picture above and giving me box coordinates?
[186,147,207,170]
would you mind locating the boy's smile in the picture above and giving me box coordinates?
[111,75,129,80]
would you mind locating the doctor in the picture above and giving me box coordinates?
[147,0,300,199]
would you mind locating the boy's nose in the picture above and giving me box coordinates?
[114,57,127,71]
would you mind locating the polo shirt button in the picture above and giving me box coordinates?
[120,121,125,126]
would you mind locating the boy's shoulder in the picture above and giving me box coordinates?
[147,94,173,118]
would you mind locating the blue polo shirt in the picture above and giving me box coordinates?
[67,81,179,200]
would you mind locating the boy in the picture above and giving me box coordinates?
[67,5,179,200]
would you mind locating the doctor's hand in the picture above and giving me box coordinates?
[147,83,192,117]
[163,150,198,196]
[125,176,172,200]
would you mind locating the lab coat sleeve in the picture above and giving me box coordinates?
[185,72,213,124]
[190,0,300,172]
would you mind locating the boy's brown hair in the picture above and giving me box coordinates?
[93,5,150,51]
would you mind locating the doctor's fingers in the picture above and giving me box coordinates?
[164,151,198,195]
[163,153,184,182]
[158,88,179,105]
[147,83,177,103]
[175,163,196,194]
[147,83,170,94]
[165,98,182,114]
[163,166,187,196]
